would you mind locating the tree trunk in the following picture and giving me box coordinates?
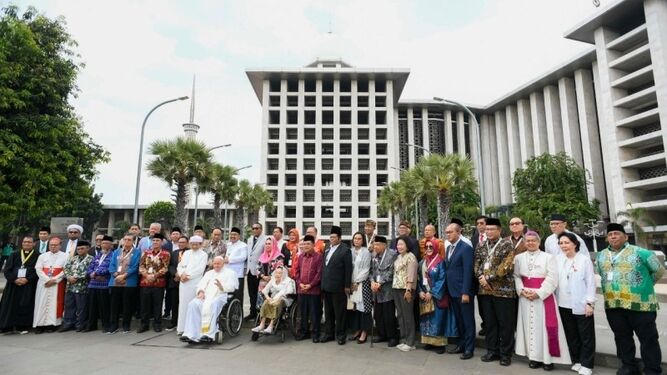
[391,210,397,242]
[438,191,451,240]
[174,182,188,231]
[419,196,429,232]
[213,193,222,228]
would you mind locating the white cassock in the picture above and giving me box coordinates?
[33,251,68,327]
[183,266,238,342]
[514,251,571,365]
[176,249,208,333]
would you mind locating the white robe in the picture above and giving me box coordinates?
[176,249,208,333]
[182,267,238,342]
[514,250,571,365]
[33,251,68,327]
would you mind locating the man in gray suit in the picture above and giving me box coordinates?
[245,223,266,320]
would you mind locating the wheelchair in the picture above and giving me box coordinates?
[250,294,299,343]
[212,294,243,344]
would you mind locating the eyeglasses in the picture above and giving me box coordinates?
[426,245,433,249]
[251,227,261,230]
[68,231,79,234]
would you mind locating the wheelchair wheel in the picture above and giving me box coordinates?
[280,330,285,343]
[289,302,299,338]
[225,299,243,337]
[215,331,224,345]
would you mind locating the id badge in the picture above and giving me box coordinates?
[376,275,382,283]
[117,266,122,273]
[483,262,490,270]
[18,267,27,278]
[607,272,614,281]
[148,266,154,274]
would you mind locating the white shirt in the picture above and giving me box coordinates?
[226,240,248,278]
[177,249,208,279]
[325,244,339,266]
[444,235,472,253]
[544,230,589,257]
[555,252,596,315]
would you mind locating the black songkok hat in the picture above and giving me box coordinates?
[374,235,387,244]
[153,233,165,240]
[550,214,567,222]
[303,234,315,243]
[39,226,51,233]
[230,227,241,234]
[486,218,502,227]
[606,223,626,234]
[450,218,464,227]
[77,240,91,247]
[330,225,342,237]
[171,227,182,233]
[194,225,204,231]
[102,235,113,242]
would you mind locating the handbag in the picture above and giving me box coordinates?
[419,298,435,316]
[347,298,356,310]
[436,293,450,309]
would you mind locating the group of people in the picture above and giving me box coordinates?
[0,215,664,375]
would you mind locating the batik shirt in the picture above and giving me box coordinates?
[64,254,93,293]
[596,242,665,311]
[474,237,516,298]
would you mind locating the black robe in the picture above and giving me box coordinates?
[0,249,38,330]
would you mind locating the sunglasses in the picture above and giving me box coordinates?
[68,231,79,234]
[252,227,261,230]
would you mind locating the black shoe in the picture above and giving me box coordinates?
[387,339,399,347]
[423,344,434,350]
[153,326,162,333]
[311,337,320,343]
[434,346,446,354]
[75,327,85,332]
[58,326,74,333]
[447,346,464,354]
[45,326,58,333]
[460,352,474,360]
[179,336,189,342]
[481,353,500,362]
[478,329,486,336]
[348,334,360,341]
[337,338,346,345]
[295,334,306,341]
[373,336,388,343]
[34,327,44,334]
[500,358,512,366]
[137,327,149,333]
[244,314,257,322]
[542,364,554,371]
[82,327,96,333]
[319,335,333,343]
[162,313,170,319]
[529,361,543,369]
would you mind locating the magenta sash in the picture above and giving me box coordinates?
[521,277,561,357]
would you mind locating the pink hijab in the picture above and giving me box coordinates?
[258,236,281,263]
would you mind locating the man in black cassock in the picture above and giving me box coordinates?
[0,236,39,334]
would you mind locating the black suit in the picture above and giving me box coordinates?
[321,242,352,341]
[166,248,185,326]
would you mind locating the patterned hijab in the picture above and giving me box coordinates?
[424,239,442,271]
[259,236,281,263]
[286,228,300,256]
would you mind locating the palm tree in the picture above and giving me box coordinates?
[419,154,477,237]
[198,163,238,228]
[146,137,212,230]
[379,182,401,240]
[247,183,274,226]
[617,203,656,247]
[405,161,437,231]
[234,180,274,230]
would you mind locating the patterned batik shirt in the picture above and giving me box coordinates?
[473,237,516,299]
[64,254,93,293]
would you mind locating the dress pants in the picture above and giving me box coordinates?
[479,295,516,359]
[63,291,88,330]
[233,277,245,313]
[323,290,347,340]
[246,271,259,316]
[86,288,111,331]
[374,300,398,341]
[559,307,595,369]
[299,294,321,337]
[167,286,179,328]
[164,287,174,316]
[450,295,476,353]
[605,308,662,375]
[110,287,138,331]
[140,287,165,329]
[393,289,416,346]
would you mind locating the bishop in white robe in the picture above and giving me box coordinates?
[182,256,238,343]
[514,231,571,368]
[176,236,208,333]
[33,238,68,330]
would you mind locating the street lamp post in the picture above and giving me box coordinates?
[133,96,189,225]
[433,97,486,216]
[584,219,606,253]
[223,164,252,240]
[193,144,233,226]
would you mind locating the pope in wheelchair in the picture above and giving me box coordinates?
[181,256,238,343]
[251,266,295,334]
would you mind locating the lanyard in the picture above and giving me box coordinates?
[21,249,35,266]
[513,237,523,250]
[97,252,108,268]
[610,243,629,266]
[118,249,133,263]
[427,254,441,270]
[485,239,502,263]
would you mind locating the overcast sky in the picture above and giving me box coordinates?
[10,0,612,205]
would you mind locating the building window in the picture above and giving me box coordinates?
[304,129,316,140]
[269,95,280,107]
[287,95,298,107]
[340,206,352,218]
[340,144,352,155]
[304,143,316,154]
[377,174,388,186]
[268,128,280,140]
[303,190,315,202]
[340,79,351,92]
[322,143,334,155]
[302,221,315,235]
[285,206,297,218]
[304,174,315,186]
[358,174,370,186]
[286,143,298,155]
[358,206,370,217]
[340,222,352,235]
[285,174,297,186]
[358,128,369,140]
[285,158,297,170]
[321,206,334,218]
[358,96,369,108]
[358,158,370,170]
[322,190,334,202]
[322,79,334,92]
[269,110,280,125]
[287,110,298,125]
[357,79,369,92]
[322,158,334,170]
[303,158,316,170]
[340,174,352,187]
[304,111,316,125]
[269,79,281,92]
[286,128,298,140]
[340,128,351,140]
[376,159,388,170]
[305,80,316,92]
[305,96,316,107]
[376,111,387,125]
[375,96,386,107]
[267,174,278,186]
[303,206,315,218]
[376,128,387,140]
[375,80,386,92]
[358,143,369,155]
[321,222,333,235]
[340,158,352,170]
[268,190,278,201]
[378,222,389,235]
[267,158,279,170]
[268,143,279,155]
[376,144,387,155]
[322,128,334,140]
[340,111,351,125]
[340,96,352,107]
[358,111,369,125]
[285,190,297,202]
[322,110,334,125]
[287,79,298,92]
[358,190,370,202]
[322,174,334,187]
[340,190,352,202]
[322,96,334,107]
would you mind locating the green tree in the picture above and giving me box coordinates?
[143,201,175,233]
[0,6,108,238]
[233,180,273,230]
[617,203,656,248]
[146,137,212,230]
[198,163,238,228]
[512,152,600,236]
[113,220,131,239]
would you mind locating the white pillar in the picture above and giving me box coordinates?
[544,85,564,155]
[558,77,584,166]
[530,91,548,156]
[645,0,667,167]
[457,111,466,156]
[517,99,534,164]
[505,104,521,179]
[480,115,496,205]
[407,107,415,166]
[445,110,454,154]
[421,107,430,153]
[495,111,511,205]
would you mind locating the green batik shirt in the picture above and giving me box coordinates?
[596,242,665,312]
[64,254,93,293]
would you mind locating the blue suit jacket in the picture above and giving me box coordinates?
[445,240,475,298]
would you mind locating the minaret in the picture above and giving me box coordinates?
[182,75,200,138]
